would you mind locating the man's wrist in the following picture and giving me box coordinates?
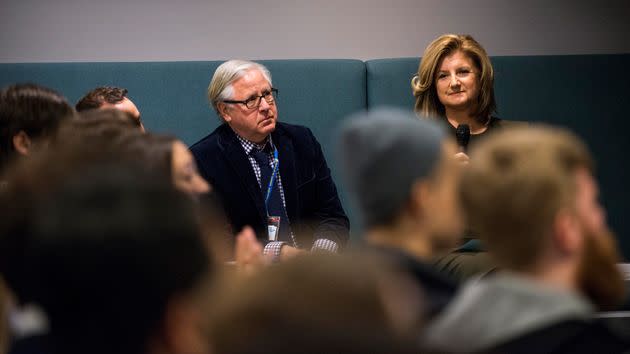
[311,238,339,253]
[263,241,286,262]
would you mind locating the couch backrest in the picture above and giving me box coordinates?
[2,55,629,259]
[0,60,366,149]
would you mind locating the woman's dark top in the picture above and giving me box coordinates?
[445,116,525,150]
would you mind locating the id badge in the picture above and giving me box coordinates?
[267,216,281,241]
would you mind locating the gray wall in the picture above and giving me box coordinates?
[1,0,628,63]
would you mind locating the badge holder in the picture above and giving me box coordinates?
[267,216,281,241]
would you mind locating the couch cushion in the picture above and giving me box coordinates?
[0,60,367,150]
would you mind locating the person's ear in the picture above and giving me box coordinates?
[160,295,207,354]
[218,103,232,123]
[12,131,32,156]
[552,209,582,257]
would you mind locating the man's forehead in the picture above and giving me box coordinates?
[233,70,270,92]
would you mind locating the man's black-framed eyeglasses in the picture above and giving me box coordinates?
[223,88,278,109]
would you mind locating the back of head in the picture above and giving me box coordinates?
[115,132,176,180]
[208,254,420,354]
[54,108,141,148]
[336,108,446,228]
[27,163,210,354]
[75,86,128,112]
[0,125,179,306]
[55,111,174,188]
[0,83,74,176]
[77,107,142,128]
[460,125,593,271]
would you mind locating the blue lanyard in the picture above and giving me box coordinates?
[263,148,280,211]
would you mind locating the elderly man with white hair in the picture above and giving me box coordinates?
[191,60,349,262]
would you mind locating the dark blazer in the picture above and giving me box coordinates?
[368,245,458,319]
[191,122,349,249]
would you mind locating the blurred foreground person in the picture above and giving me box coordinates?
[337,109,463,319]
[1,122,214,354]
[423,126,630,353]
[54,113,210,199]
[25,163,212,354]
[117,133,210,198]
[208,254,422,354]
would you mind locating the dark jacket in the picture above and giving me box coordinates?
[191,122,349,249]
[369,246,458,319]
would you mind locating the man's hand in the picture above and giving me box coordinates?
[280,245,305,261]
[235,226,268,274]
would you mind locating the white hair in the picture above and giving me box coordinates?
[207,60,273,118]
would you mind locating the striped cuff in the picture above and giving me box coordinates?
[311,239,339,253]
[263,241,286,262]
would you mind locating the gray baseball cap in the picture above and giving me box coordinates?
[336,108,446,228]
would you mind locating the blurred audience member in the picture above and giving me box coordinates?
[25,163,212,354]
[423,126,630,353]
[207,254,421,354]
[1,120,214,353]
[337,109,463,319]
[54,111,210,199]
[117,133,210,198]
[77,106,143,130]
[53,109,140,149]
[0,83,74,179]
[61,110,222,260]
[75,86,144,131]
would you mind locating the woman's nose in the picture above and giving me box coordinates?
[449,73,460,88]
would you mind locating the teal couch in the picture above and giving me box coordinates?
[1,54,629,259]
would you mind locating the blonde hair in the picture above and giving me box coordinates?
[411,34,496,124]
[207,60,272,119]
[460,126,593,271]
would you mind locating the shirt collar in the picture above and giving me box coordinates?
[236,134,274,155]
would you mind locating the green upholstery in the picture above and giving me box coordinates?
[366,57,418,111]
[1,55,629,259]
[0,60,366,151]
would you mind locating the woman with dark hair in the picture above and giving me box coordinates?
[54,111,210,198]
[116,133,210,198]
[115,132,233,262]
